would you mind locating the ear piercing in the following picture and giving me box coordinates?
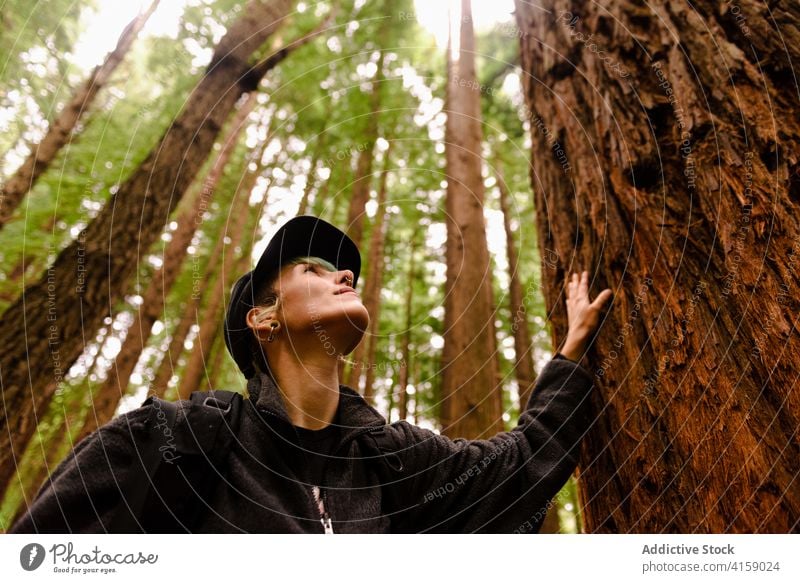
[267,322,278,342]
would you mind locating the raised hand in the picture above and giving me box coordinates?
[559,271,613,362]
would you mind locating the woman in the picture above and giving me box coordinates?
[11,215,612,533]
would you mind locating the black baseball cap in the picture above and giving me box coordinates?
[223,215,361,378]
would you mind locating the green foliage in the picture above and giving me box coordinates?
[0,0,561,523]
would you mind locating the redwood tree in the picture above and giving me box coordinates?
[0,0,161,229]
[514,0,800,532]
[0,0,297,497]
[440,0,502,440]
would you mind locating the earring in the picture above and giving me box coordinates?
[267,322,278,342]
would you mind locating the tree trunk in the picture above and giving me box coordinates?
[0,0,161,228]
[177,182,255,399]
[345,49,385,247]
[344,144,391,393]
[515,0,800,532]
[297,130,326,215]
[0,0,297,497]
[151,297,201,399]
[397,232,419,422]
[440,0,500,440]
[74,92,260,442]
[495,154,538,411]
[359,146,392,403]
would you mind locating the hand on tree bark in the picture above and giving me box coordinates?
[559,271,612,362]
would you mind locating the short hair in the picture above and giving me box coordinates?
[247,256,338,376]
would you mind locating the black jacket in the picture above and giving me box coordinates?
[10,354,594,533]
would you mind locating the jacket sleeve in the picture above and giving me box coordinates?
[378,355,595,533]
[8,404,154,534]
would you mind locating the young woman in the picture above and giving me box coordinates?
[11,215,612,533]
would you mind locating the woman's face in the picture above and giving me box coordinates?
[271,259,369,356]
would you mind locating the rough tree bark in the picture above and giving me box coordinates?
[0,0,161,228]
[0,0,297,497]
[440,0,501,439]
[74,92,260,442]
[514,0,800,532]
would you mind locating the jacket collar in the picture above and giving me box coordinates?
[245,371,386,441]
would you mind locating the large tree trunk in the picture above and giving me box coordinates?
[515,0,800,532]
[0,0,161,228]
[495,154,538,411]
[440,0,500,440]
[74,92,260,442]
[0,0,297,497]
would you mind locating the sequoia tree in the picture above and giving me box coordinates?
[440,0,502,439]
[0,0,298,496]
[0,0,161,229]
[514,0,800,532]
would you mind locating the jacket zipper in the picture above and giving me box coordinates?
[312,485,334,534]
[256,405,385,534]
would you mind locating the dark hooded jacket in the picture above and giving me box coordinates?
[10,354,594,534]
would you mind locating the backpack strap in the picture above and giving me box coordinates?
[110,390,243,533]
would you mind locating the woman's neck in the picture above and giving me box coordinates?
[267,347,340,430]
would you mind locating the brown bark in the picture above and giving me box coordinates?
[177,181,254,399]
[0,0,161,228]
[344,144,391,392]
[495,155,538,411]
[345,49,385,247]
[74,92,260,442]
[397,233,419,422]
[515,0,800,532]
[440,0,501,440]
[0,0,297,497]
[358,145,392,403]
[151,297,201,399]
[297,132,326,215]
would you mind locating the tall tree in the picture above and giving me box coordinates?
[494,153,538,410]
[515,0,800,532]
[440,0,501,439]
[74,92,262,442]
[396,232,419,422]
[345,144,392,399]
[178,173,264,399]
[345,45,386,247]
[0,0,298,497]
[0,0,161,228]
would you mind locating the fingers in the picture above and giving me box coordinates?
[591,288,613,309]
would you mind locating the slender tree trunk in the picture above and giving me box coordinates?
[74,93,260,442]
[345,49,385,247]
[495,154,538,411]
[297,131,326,215]
[397,233,418,422]
[0,0,297,497]
[0,0,161,228]
[440,0,500,440]
[177,184,254,399]
[360,146,392,404]
[345,144,391,394]
[151,297,200,399]
[515,0,800,532]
